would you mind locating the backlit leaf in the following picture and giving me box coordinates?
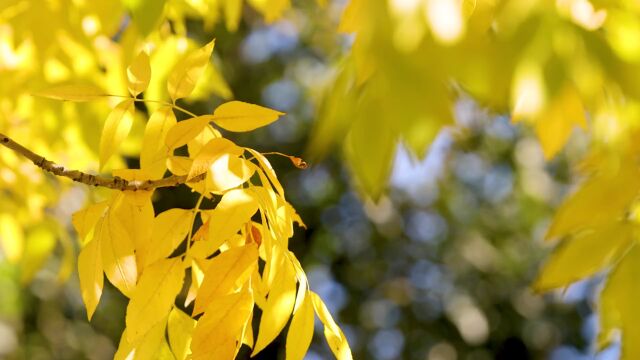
[126,258,185,342]
[165,116,214,151]
[122,0,167,37]
[33,84,109,102]
[193,244,258,315]
[167,40,215,101]
[187,137,243,181]
[115,316,168,360]
[212,101,285,132]
[72,201,109,245]
[190,290,253,359]
[78,232,103,320]
[143,208,193,267]
[127,51,151,96]
[99,209,138,297]
[310,291,353,360]
[534,223,634,292]
[20,225,56,283]
[206,188,259,250]
[252,255,297,356]
[141,106,176,179]
[168,307,196,360]
[206,155,255,192]
[99,99,135,170]
[599,245,640,358]
[286,293,314,360]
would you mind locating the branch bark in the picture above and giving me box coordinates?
[0,133,204,191]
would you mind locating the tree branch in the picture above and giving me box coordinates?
[0,133,204,191]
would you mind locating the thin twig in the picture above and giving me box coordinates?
[0,133,205,191]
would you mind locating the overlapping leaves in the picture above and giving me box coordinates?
[65,40,352,360]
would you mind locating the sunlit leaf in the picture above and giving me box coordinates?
[99,208,138,297]
[193,244,258,315]
[212,101,285,132]
[33,84,109,102]
[253,254,297,356]
[165,116,215,151]
[187,137,243,181]
[141,106,177,179]
[206,188,259,249]
[115,315,168,360]
[190,290,253,359]
[599,245,640,358]
[126,258,185,342]
[122,0,167,37]
[20,225,56,283]
[534,223,634,292]
[142,208,192,267]
[168,307,196,360]
[167,39,215,101]
[72,201,109,245]
[310,291,353,360]
[128,51,151,96]
[286,293,314,360]
[99,99,135,170]
[78,231,104,320]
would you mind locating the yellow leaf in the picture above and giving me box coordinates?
[72,201,109,245]
[212,101,285,132]
[168,307,196,360]
[126,258,185,342]
[20,225,56,283]
[165,116,214,151]
[110,190,154,245]
[167,39,215,101]
[143,208,193,267]
[546,164,640,240]
[193,244,258,315]
[78,232,103,320]
[207,188,259,249]
[246,148,284,197]
[290,253,309,313]
[223,0,242,31]
[33,84,109,102]
[141,106,177,179]
[241,310,254,348]
[167,156,192,176]
[115,316,168,360]
[187,137,243,181]
[310,291,353,360]
[599,245,640,358]
[252,255,297,356]
[206,155,255,192]
[0,214,23,263]
[99,99,135,170]
[286,293,314,360]
[128,51,151,96]
[190,290,253,360]
[534,85,586,159]
[99,209,138,297]
[185,259,205,307]
[533,223,634,292]
[187,125,221,157]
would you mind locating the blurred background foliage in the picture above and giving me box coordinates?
[0,0,632,359]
